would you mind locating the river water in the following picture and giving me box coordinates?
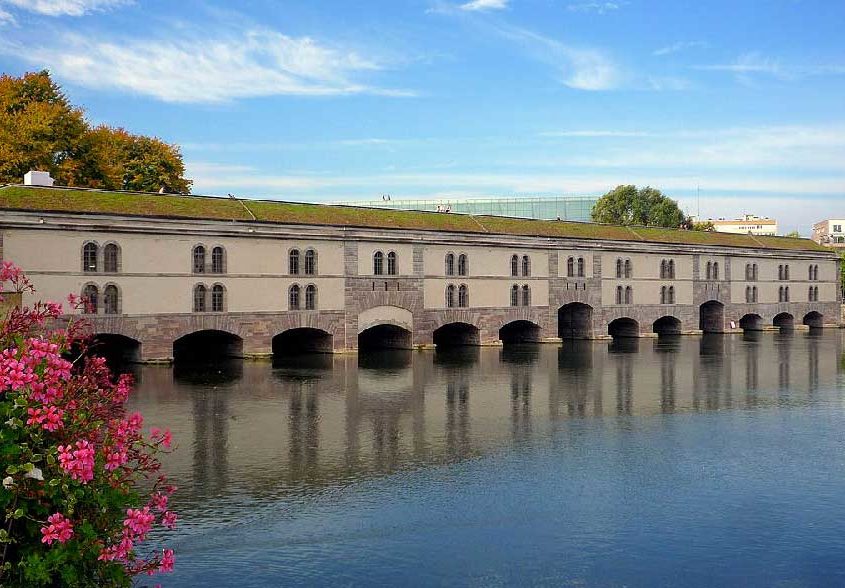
[128,332,845,587]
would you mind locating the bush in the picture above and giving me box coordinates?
[0,262,176,586]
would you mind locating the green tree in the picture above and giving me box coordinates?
[0,71,191,193]
[692,220,715,231]
[591,185,686,228]
[785,230,801,238]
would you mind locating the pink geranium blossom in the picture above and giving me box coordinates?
[40,513,74,545]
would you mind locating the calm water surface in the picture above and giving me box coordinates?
[128,332,845,587]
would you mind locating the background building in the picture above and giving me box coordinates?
[710,214,779,236]
[333,195,598,222]
[812,219,845,249]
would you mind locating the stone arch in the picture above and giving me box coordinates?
[739,313,764,332]
[272,328,333,356]
[608,317,639,339]
[173,329,243,363]
[88,333,141,364]
[558,302,593,339]
[499,320,542,345]
[699,300,724,333]
[773,312,794,332]
[653,315,682,337]
[358,305,413,334]
[433,322,480,347]
[803,311,824,329]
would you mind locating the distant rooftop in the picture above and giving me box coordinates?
[0,185,827,252]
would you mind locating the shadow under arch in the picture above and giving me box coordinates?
[88,333,141,364]
[499,320,542,345]
[653,315,682,337]
[608,317,639,339]
[358,324,413,351]
[699,300,724,333]
[773,312,795,333]
[739,314,764,332]
[272,328,333,358]
[558,302,593,339]
[803,311,824,329]
[173,329,244,364]
[433,322,480,348]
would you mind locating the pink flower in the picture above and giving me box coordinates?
[159,549,175,573]
[57,439,96,483]
[151,427,172,449]
[26,405,64,431]
[123,507,155,539]
[162,511,178,529]
[40,513,74,545]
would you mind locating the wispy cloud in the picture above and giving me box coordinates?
[653,40,708,57]
[0,28,414,103]
[0,0,129,17]
[695,52,845,80]
[566,1,625,14]
[460,0,508,11]
[0,6,14,24]
[539,130,651,138]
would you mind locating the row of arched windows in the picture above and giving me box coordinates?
[445,253,469,276]
[192,245,226,274]
[615,258,633,279]
[778,286,791,302]
[82,242,121,273]
[510,255,531,277]
[777,264,790,281]
[660,285,675,304]
[705,261,720,280]
[566,256,585,278]
[81,283,120,314]
[808,286,820,302]
[289,284,317,310]
[445,284,469,308]
[510,284,531,306]
[659,259,675,279]
[745,286,759,303]
[808,264,820,281]
[373,251,398,275]
[289,248,318,275]
[745,263,759,281]
[193,284,226,312]
[615,285,633,305]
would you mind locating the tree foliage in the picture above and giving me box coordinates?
[0,71,191,193]
[784,230,801,238]
[591,185,687,228]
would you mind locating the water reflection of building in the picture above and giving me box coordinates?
[128,333,844,501]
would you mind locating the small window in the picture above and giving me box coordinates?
[784,286,789,302]
[522,284,530,306]
[815,286,819,301]
[193,245,206,274]
[304,249,317,275]
[567,257,574,277]
[809,265,814,281]
[211,246,225,274]
[577,257,585,278]
[193,284,206,312]
[305,285,317,310]
[814,265,819,281]
[668,286,675,304]
[458,284,468,308]
[661,260,667,279]
[624,286,633,305]
[752,286,758,302]
[706,261,712,280]
[616,258,623,278]
[82,284,98,314]
[83,242,98,273]
[713,262,719,280]
[522,255,530,277]
[784,265,789,280]
[778,265,783,280]
[446,284,455,308]
[745,263,752,281]
[808,286,814,302]
[624,259,632,279]
[511,255,519,277]
[387,251,397,275]
[668,260,675,279]
[211,284,225,312]
[752,264,758,281]
[445,253,455,276]
[457,254,468,277]
[746,286,752,303]
[103,284,119,315]
[289,249,300,275]
[103,243,119,273]
[661,285,667,304]
[373,251,384,275]
[510,284,519,307]
[289,284,301,310]
[616,285,623,305]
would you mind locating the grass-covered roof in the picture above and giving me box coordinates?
[0,185,827,252]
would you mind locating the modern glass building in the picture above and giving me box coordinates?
[334,196,598,222]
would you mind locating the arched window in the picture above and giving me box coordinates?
[304,249,317,275]
[567,257,574,277]
[387,251,397,275]
[778,264,783,280]
[577,257,585,278]
[784,286,789,302]
[814,286,819,301]
[624,286,633,305]
[510,284,519,307]
[752,263,758,281]
[289,284,301,310]
[211,246,225,274]
[83,242,98,273]
[784,264,789,280]
[616,285,623,305]
[211,284,225,312]
[660,260,667,279]
[103,285,119,315]
[458,254,468,276]
[82,284,98,314]
[289,249,300,275]
[713,262,719,280]
[752,286,757,302]
[706,261,712,280]
[745,263,752,281]
[746,286,752,303]
[522,255,530,277]
[522,284,530,306]
[809,265,814,281]
[661,285,667,304]
[103,243,119,273]
[616,258,623,278]
[778,286,784,302]
[373,251,384,275]
[458,284,469,308]
[193,245,206,274]
[814,265,820,281]
[511,255,519,277]
[668,286,675,304]
[445,253,455,276]
[305,285,317,310]
[668,260,675,279]
[624,259,632,279]
[446,284,455,308]
[193,284,206,312]
[808,286,814,301]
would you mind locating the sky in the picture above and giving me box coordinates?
[1,0,844,234]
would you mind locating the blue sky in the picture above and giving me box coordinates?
[1,0,844,233]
